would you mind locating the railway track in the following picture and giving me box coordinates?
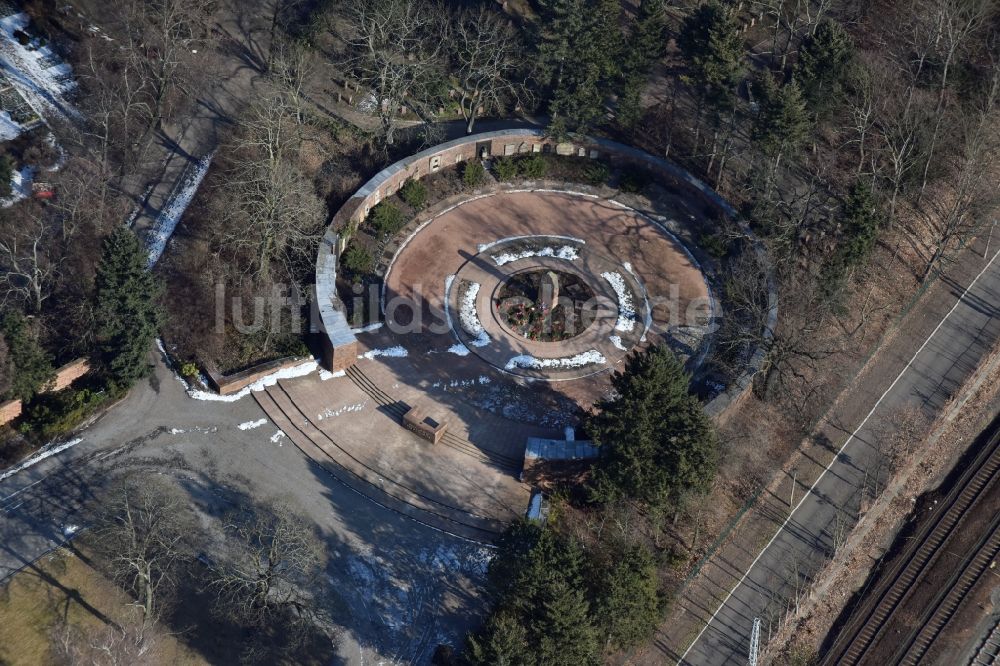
[820,419,1000,666]
[345,365,524,473]
[971,619,1000,666]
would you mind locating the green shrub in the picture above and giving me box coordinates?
[619,167,650,194]
[20,385,110,441]
[369,202,405,239]
[342,243,374,275]
[584,162,610,186]
[463,161,486,189]
[0,154,14,199]
[399,179,428,210]
[494,157,517,182]
[518,153,547,179]
[180,362,199,378]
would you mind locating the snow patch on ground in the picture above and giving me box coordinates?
[0,437,82,483]
[270,430,286,444]
[447,343,470,356]
[504,350,606,371]
[610,335,627,351]
[319,369,346,381]
[477,235,585,253]
[602,271,636,332]
[491,245,579,266]
[621,261,653,341]
[458,282,490,347]
[359,345,408,360]
[0,110,24,141]
[351,322,383,334]
[430,376,491,389]
[0,12,80,123]
[186,360,320,402]
[317,401,366,421]
[146,152,214,267]
[237,418,268,431]
[0,165,32,207]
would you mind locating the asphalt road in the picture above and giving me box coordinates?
[0,357,491,665]
[679,247,1000,665]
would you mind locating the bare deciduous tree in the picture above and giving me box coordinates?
[91,477,195,627]
[0,206,61,313]
[448,6,529,134]
[209,501,326,632]
[215,89,325,284]
[334,0,444,145]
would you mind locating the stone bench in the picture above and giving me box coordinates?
[403,407,448,445]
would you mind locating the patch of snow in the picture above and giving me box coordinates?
[270,430,286,444]
[61,524,80,537]
[146,151,215,267]
[0,110,24,141]
[186,360,320,402]
[351,322,383,334]
[458,282,490,347]
[610,335,627,351]
[429,376,491,389]
[0,12,80,123]
[504,350,606,371]
[491,244,579,266]
[1,165,33,207]
[237,418,268,431]
[319,369,346,381]
[359,345,408,360]
[477,234,585,253]
[447,343,470,356]
[602,271,636,332]
[0,437,83,483]
[621,262,653,341]
[317,401,366,421]
[169,428,184,435]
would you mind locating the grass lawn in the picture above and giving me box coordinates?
[0,545,207,665]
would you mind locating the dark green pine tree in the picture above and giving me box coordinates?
[465,611,536,666]
[795,19,854,113]
[539,0,624,136]
[752,74,812,180]
[591,543,663,650]
[93,227,163,390]
[822,179,885,301]
[587,346,717,508]
[617,0,669,130]
[678,1,744,110]
[0,310,54,402]
[536,579,600,666]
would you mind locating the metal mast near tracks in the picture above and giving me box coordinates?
[749,617,761,666]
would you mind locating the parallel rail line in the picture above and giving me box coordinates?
[821,419,1000,665]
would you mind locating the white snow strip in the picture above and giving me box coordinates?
[237,418,268,431]
[319,369,346,380]
[0,165,32,207]
[602,271,636,332]
[186,360,319,402]
[0,109,24,141]
[0,12,80,123]
[317,401,366,421]
[270,430,286,443]
[146,151,214,267]
[477,234,585,253]
[447,343,471,356]
[0,438,83,483]
[610,335,627,351]
[459,282,491,347]
[504,350,606,371]
[359,345,408,360]
[351,322,383,334]
[491,245,579,266]
[622,261,653,341]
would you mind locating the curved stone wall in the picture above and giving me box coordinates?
[314,129,777,416]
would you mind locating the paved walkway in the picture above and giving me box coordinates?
[647,239,1000,665]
